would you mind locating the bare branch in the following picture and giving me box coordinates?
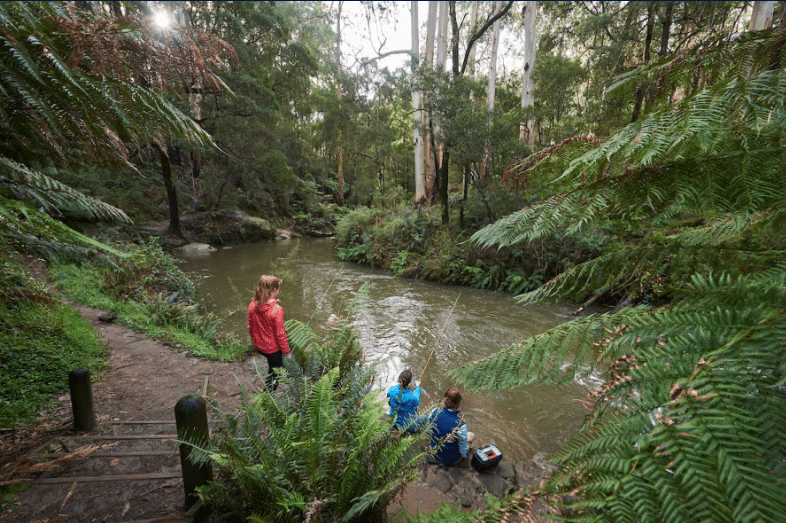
[360,49,415,67]
[460,0,515,76]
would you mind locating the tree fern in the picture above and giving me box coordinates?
[0,2,229,168]
[452,28,786,523]
[0,1,237,261]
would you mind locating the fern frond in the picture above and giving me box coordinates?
[304,368,339,480]
[535,266,786,522]
[448,306,657,389]
[0,157,131,223]
[0,197,126,260]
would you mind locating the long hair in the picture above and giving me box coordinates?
[398,369,412,389]
[444,387,462,409]
[253,275,281,307]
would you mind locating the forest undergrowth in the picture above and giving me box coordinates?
[333,198,612,303]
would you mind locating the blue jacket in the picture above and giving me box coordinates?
[428,408,468,466]
[387,384,421,430]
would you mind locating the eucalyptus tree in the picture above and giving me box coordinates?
[418,0,514,225]
[479,1,504,180]
[450,22,786,523]
[519,1,537,147]
[0,1,226,259]
[423,1,438,202]
[411,1,426,204]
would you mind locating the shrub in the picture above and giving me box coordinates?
[50,246,249,361]
[100,238,196,303]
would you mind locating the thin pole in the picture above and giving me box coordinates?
[308,266,344,326]
[419,293,461,379]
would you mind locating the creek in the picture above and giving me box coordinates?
[178,238,598,462]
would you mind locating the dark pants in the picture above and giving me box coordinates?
[262,350,283,391]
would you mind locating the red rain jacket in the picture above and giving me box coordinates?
[248,299,291,355]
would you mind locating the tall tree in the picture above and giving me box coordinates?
[412,1,426,204]
[336,1,345,207]
[429,0,514,225]
[428,1,450,204]
[480,1,503,179]
[423,1,438,204]
[519,1,537,147]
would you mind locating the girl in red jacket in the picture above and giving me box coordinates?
[248,275,291,391]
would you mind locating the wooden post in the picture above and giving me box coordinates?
[68,368,96,431]
[175,395,213,510]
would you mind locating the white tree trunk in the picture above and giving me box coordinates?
[427,1,448,200]
[481,1,503,179]
[436,1,449,72]
[423,1,438,202]
[487,1,501,113]
[336,1,344,206]
[467,1,480,77]
[412,1,426,203]
[519,1,537,147]
[425,1,437,69]
[750,1,775,30]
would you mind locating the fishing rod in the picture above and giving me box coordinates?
[307,266,344,326]
[419,292,461,380]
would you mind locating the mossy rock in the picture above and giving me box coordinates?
[180,211,277,245]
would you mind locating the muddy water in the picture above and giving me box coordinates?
[178,238,594,462]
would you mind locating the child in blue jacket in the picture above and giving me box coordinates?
[387,369,422,432]
[427,387,474,466]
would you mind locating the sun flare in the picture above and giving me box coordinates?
[153,11,169,29]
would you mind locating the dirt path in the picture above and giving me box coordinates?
[1,301,263,522]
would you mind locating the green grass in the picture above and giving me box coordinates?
[49,264,252,362]
[0,301,106,427]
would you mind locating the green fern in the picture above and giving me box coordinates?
[454,29,786,523]
[0,1,234,262]
[189,296,426,522]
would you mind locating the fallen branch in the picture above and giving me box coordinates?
[573,291,606,316]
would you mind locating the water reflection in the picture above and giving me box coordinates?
[179,238,592,461]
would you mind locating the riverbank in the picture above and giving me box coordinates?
[332,204,610,301]
[176,238,592,465]
[1,295,563,522]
